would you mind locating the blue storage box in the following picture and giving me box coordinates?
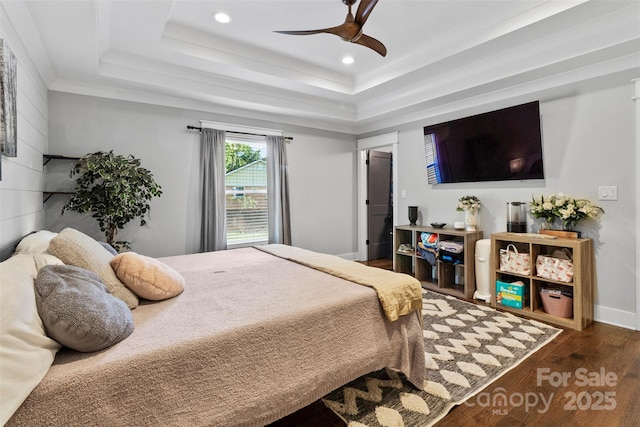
[496,280,528,309]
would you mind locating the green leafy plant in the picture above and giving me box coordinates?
[530,193,604,230]
[62,151,163,247]
[456,195,481,212]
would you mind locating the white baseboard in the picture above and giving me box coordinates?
[594,304,637,330]
[337,252,358,261]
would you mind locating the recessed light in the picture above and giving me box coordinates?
[342,56,354,65]
[213,12,231,24]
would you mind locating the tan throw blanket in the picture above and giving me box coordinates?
[255,244,422,322]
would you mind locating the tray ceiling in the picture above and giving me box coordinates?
[5,0,639,133]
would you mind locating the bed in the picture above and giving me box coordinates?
[1,229,425,426]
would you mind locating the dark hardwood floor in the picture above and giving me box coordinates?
[270,257,639,426]
[358,258,394,270]
[270,321,639,427]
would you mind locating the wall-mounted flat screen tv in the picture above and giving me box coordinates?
[424,101,544,184]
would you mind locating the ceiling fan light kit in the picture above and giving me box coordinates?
[274,0,387,57]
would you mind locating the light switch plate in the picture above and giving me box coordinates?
[598,186,618,201]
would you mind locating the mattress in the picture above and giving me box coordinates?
[7,247,425,426]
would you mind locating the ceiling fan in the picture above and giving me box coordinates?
[274,0,387,57]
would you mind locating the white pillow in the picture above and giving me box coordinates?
[14,231,58,255]
[33,253,65,271]
[0,254,61,425]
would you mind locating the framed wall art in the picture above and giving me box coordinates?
[1,38,17,157]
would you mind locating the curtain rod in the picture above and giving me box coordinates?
[187,125,293,141]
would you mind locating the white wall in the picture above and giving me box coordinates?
[393,83,636,328]
[0,5,48,248]
[45,92,357,258]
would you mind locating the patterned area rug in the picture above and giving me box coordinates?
[322,289,562,427]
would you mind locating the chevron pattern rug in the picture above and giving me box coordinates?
[322,289,562,427]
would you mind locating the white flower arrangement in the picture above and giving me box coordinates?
[530,193,604,230]
[456,195,481,212]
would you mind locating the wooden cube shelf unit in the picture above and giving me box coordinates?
[394,225,483,300]
[490,232,594,330]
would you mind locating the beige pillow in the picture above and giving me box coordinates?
[111,252,185,301]
[48,228,139,309]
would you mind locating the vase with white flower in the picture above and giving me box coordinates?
[530,193,604,236]
[457,195,481,231]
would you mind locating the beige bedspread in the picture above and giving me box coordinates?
[255,244,422,322]
[8,247,425,427]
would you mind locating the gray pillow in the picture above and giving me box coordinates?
[98,241,118,256]
[34,265,134,352]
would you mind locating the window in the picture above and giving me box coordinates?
[424,132,441,184]
[231,186,245,199]
[225,135,268,246]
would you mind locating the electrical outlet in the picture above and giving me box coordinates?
[598,186,618,201]
[401,189,407,199]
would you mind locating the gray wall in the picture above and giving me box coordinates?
[2,2,635,329]
[45,92,357,258]
[44,82,638,329]
[393,83,636,328]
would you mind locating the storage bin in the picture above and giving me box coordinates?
[540,289,573,318]
[496,280,528,309]
[536,254,574,283]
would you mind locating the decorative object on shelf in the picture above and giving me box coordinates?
[62,151,163,251]
[430,222,446,229]
[408,206,418,226]
[529,193,604,234]
[539,229,581,239]
[453,221,465,230]
[464,210,478,231]
[506,202,527,232]
[456,195,481,231]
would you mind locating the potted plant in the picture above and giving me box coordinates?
[456,195,481,231]
[530,193,604,231]
[62,151,162,250]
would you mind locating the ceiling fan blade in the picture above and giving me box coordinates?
[355,0,379,27]
[274,24,349,38]
[274,29,329,36]
[354,34,387,57]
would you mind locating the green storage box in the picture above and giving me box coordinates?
[496,280,528,309]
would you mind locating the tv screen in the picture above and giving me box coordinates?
[424,101,544,184]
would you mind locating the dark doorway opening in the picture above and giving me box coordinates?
[366,150,393,261]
